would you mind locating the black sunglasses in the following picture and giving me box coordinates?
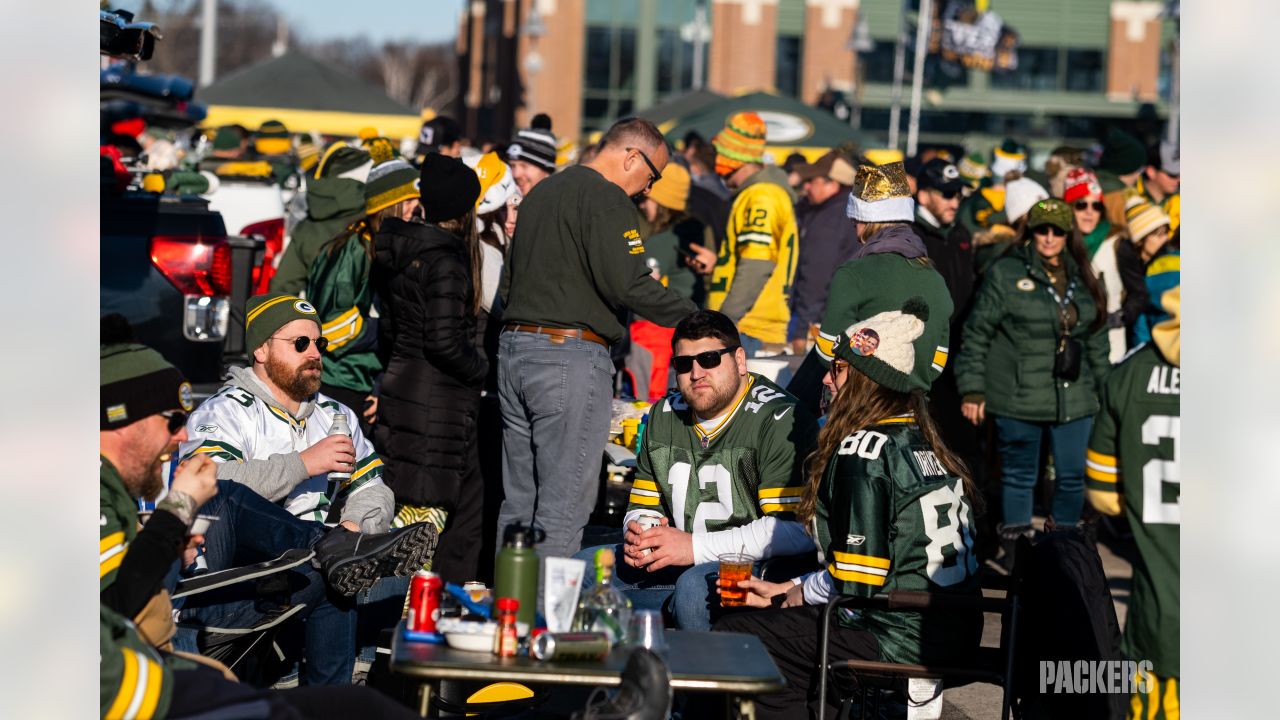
[1032,225,1068,238]
[626,146,662,191]
[671,346,738,374]
[161,410,188,434]
[931,187,961,200]
[271,335,329,353]
[1074,200,1105,212]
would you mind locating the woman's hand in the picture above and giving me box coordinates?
[733,577,805,609]
[961,401,985,426]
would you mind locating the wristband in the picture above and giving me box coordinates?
[156,490,197,529]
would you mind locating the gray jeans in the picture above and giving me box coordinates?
[496,330,614,558]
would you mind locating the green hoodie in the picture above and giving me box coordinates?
[270,177,367,295]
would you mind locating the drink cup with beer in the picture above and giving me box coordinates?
[717,553,752,607]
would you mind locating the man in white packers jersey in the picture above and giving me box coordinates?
[577,310,818,630]
[181,293,394,534]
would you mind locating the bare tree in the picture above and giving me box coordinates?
[117,0,457,112]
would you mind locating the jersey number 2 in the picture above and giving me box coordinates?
[668,462,732,535]
[918,480,977,587]
[1141,415,1180,525]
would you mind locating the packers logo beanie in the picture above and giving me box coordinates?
[245,293,321,352]
[101,344,193,429]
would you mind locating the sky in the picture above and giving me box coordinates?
[117,0,468,45]
[268,0,467,44]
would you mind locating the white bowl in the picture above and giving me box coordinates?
[437,617,530,653]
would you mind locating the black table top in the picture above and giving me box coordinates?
[389,623,786,695]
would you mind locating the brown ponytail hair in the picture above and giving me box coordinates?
[796,368,983,530]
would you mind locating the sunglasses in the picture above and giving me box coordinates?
[271,335,329,353]
[627,146,662,192]
[931,188,961,200]
[830,358,850,374]
[671,346,738,374]
[1032,225,1068,238]
[161,410,188,434]
[1074,200,1105,212]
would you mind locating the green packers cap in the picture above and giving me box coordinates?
[1027,198,1074,234]
[101,344,193,429]
[245,293,321,352]
[834,297,944,394]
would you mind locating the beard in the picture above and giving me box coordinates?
[266,354,322,402]
[683,376,741,419]
[121,442,175,502]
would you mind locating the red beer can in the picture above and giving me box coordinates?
[408,570,442,633]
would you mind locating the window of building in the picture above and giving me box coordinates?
[585,26,614,92]
[1064,49,1105,92]
[617,28,638,91]
[860,43,904,85]
[776,35,803,98]
[991,46,1059,91]
[657,28,678,94]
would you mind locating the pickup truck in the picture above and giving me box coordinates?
[101,171,263,399]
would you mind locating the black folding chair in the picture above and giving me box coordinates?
[817,538,1029,720]
[172,548,316,679]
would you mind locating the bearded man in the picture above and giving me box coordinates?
[180,293,393,534]
[575,310,818,631]
[102,338,437,686]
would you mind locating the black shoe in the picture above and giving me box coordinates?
[312,522,438,596]
[573,648,672,720]
[995,523,1035,574]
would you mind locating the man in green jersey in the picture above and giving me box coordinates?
[1087,286,1180,720]
[577,310,818,630]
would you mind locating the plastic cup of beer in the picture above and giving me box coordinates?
[718,553,752,607]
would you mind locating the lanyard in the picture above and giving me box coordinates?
[1029,263,1077,335]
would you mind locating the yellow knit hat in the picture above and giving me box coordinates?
[712,112,767,176]
[1124,195,1170,241]
[648,162,691,212]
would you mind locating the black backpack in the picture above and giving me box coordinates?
[1012,528,1128,720]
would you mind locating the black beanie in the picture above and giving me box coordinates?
[1099,127,1147,176]
[101,343,193,429]
[420,152,482,223]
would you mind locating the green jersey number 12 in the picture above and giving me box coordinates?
[668,462,732,534]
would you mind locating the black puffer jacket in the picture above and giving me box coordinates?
[372,218,487,509]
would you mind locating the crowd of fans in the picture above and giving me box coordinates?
[101,108,1179,719]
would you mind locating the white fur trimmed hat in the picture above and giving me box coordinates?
[846,161,915,223]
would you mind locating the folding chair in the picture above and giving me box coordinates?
[817,538,1030,720]
[171,548,317,680]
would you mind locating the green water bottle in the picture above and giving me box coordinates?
[494,523,543,627]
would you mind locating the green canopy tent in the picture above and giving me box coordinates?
[659,91,866,163]
[200,50,422,139]
[636,89,726,133]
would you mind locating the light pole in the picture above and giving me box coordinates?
[905,0,933,157]
[198,0,216,88]
[522,3,546,119]
[682,0,711,90]
[846,13,873,130]
[887,0,908,150]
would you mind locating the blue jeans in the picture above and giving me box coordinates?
[993,415,1093,527]
[176,480,357,685]
[739,333,764,359]
[497,331,615,559]
[574,544,730,631]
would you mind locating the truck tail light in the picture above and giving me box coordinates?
[150,235,232,342]
[241,218,285,294]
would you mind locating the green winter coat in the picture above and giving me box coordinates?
[270,177,366,295]
[956,243,1109,423]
